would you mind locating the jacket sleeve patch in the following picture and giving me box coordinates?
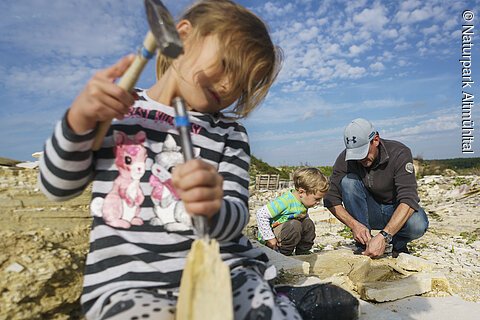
[405,162,414,174]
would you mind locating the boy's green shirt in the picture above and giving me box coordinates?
[257,189,308,242]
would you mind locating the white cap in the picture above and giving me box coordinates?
[344,118,376,161]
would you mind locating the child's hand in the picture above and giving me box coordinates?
[172,159,223,219]
[266,238,279,251]
[67,55,136,133]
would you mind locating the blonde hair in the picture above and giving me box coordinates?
[156,0,282,118]
[293,167,329,194]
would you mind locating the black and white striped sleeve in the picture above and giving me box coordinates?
[209,123,251,241]
[38,113,96,201]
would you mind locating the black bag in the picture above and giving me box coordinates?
[276,283,359,320]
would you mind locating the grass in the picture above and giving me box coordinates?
[454,177,472,187]
[337,226,353,239]
[460,231,479,245]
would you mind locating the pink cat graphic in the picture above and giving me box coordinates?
[102,131,147,229]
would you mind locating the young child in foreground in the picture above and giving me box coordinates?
[256,168,329,256]
[38,1,308,319]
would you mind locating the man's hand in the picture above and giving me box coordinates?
[172,159,223,219]
[362,234,386,258]
[266,238,279,251]
[351,223,372,245]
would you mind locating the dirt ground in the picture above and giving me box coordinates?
[1,165,479,319]
[0,166,91,319]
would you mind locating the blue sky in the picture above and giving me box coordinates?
[0,0,478,166]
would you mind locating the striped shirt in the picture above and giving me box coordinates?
[38,89,267,319]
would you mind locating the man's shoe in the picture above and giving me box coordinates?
[276,283,359,320]
[392,246,410,258]
[353,242,366,255]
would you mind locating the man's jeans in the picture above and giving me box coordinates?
[341,173,429,250]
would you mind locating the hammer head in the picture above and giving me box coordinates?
[145,0,184,58]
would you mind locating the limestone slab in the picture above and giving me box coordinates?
[359,272,432,302]
[251,240,310,275]
[395,253,433,272]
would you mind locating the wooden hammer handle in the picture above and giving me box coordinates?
[92,31,157,151]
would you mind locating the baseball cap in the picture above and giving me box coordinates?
[344,118,376,161]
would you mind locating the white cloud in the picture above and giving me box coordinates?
[301,110,317,121]
[399,0,422,11]
[0,63,95,100]
[394,42,410,51]
[299,26,319,41]
[281,80,307,92]
[349,45,364,56]
[0,0,142,59]
[369,62,385,72]
[396,6,431,24]
[345,0,368,14]
[353,4,389,31]
[263,2,295,17]
[323,43,341,56]
[302,48,322,66]
[382,29,399,39]
[443,18,456,31]
[333,61,366,79]
[390,114,458,137]
[250,126,343,143]
[423,25,439,36]
[342,32,355,44]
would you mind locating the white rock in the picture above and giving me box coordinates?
[16,161,39,169]
[5,262,25,273]
[32,151,43,158]
[395,253,433,272]
[359,272,432,302]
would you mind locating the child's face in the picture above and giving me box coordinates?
[300,190,325,208]
[175,34,239,113]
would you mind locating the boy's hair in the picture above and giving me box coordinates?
[293,167,329,194]
[156,0,282,118]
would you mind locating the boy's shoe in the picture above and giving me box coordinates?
[276,283,359,320]
[295,249,313,255]
[392,246,410,258]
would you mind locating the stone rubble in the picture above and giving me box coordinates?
[0,163,479,318]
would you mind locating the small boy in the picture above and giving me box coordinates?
[256,167,329,256]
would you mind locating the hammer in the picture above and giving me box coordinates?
[92,0,183,150]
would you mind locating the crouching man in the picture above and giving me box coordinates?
[324,118,429,258]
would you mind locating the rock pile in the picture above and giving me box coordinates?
[1,163,479,318]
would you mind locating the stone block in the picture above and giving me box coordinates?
[348,259,371,284]
[251,240,310,275]
[395,253,433,272]
[358,272,432,302]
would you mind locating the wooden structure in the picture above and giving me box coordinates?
[255,174,280,190]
